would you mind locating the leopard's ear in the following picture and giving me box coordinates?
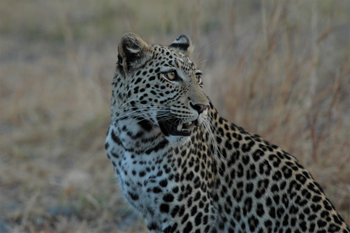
[118,33,152,73]
[169,34,193,57]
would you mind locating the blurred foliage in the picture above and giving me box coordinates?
[0,0,349,232]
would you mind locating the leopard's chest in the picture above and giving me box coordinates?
[106,127,176,213]
[120,152,179,213]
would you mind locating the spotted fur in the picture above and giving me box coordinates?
[105,33,350,233]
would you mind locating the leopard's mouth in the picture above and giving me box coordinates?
[157,116,197,137]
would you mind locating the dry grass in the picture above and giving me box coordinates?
[0,0,349,232]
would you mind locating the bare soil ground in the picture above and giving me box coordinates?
[0,0,349,232]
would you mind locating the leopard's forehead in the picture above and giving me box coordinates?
[150,44,197,75]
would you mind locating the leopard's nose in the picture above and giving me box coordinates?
[190,102,209,114]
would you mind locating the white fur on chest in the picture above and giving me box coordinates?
[106,124,175,212]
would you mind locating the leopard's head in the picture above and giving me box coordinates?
[112,33,210,144]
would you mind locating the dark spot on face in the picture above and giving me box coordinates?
[159,179,168,187]
[160,204,170,213]
[163,193,175,202]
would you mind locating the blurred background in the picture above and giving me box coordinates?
[0,0,349,232]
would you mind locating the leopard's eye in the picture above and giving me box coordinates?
[166,71,176,80]
[162,71,180,81]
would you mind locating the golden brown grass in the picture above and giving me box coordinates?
[0,0,349,232]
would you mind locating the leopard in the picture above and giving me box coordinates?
[105,33,350,233]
